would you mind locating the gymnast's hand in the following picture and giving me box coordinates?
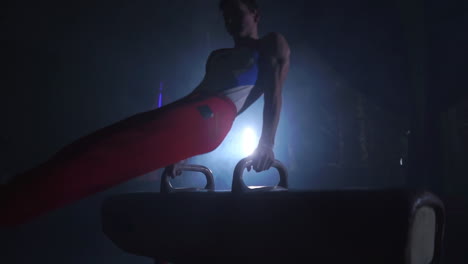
[165,159,187,178]
[248,144,275,172]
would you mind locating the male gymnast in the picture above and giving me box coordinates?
[0,0,290,227]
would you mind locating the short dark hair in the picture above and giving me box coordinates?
[219,0,259,13]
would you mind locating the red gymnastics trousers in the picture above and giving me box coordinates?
[0,93,237,227]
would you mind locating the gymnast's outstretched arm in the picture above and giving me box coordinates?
[249,32,290,172]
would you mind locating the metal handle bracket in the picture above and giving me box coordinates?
[231,157,289,193]
[160,164,215,193]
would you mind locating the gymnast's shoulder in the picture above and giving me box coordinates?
[260,32,291,60]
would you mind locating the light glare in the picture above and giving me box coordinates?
[242,127,257,156]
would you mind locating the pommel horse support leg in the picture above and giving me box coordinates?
[101,158,445,264]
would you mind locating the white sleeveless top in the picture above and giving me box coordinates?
[195,47,261,113]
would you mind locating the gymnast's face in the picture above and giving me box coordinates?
[222,0,259,38]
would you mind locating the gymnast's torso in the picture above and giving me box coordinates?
[192,46,263,115]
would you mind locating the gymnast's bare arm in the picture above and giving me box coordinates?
[249,32,290,172]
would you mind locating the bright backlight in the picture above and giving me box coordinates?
[242,127,258,156]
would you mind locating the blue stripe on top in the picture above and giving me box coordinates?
[235,51,259,87]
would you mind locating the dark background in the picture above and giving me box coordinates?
[1,0,467,263]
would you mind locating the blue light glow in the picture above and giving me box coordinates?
[158,81,163,108]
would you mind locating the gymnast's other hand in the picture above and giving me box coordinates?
[248,144,275,172]
[165,159,187,178]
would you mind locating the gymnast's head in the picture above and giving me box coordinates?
[219,0,260,39]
